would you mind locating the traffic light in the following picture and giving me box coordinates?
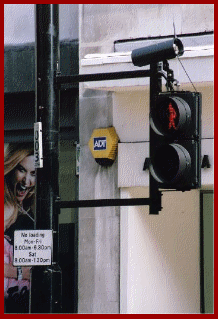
[149,91,202,191]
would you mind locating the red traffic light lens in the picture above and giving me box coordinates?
[157,100,179,132]
[150,96,191,136]
[150,144,191,184]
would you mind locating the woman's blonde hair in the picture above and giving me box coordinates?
[4,143,35,230]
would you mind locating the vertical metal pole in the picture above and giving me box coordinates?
[149,63,162,215]
[30,4,62,313]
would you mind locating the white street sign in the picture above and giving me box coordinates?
[34,122,43,168]
[13,230,53,266]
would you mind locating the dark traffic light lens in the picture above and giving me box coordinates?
[153,145,179,181]
[150,144,191,184]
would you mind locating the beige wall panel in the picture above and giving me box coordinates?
[121,187,200,313]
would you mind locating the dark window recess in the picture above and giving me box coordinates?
[4,88,79,143]
[4,40,79,143]
[4,40,78,93]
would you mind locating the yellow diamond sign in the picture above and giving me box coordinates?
[88,126,119,166]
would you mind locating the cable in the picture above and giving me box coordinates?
[172,18,198,93]
[177,56,198,92]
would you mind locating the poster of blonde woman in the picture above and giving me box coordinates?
[4,143,35,313]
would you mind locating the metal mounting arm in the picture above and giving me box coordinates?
[163,60,180,91]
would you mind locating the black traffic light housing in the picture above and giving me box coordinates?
[149,91,202,191]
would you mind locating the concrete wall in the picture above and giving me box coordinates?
[79,4,214,56]
[120,187,200,313]
[78,90,120,313]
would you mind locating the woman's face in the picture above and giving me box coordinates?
[12,155,36,203]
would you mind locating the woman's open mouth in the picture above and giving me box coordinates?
[16,183,29,200]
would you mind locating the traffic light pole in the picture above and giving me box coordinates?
[31,4,62,313]
[149,63,163,214]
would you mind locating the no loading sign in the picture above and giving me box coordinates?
[13,230,53,266]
